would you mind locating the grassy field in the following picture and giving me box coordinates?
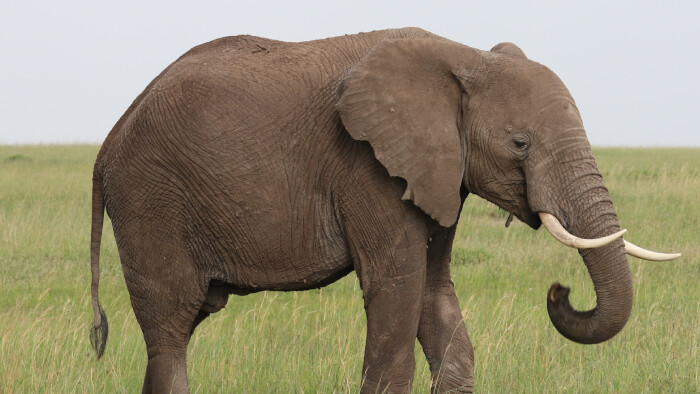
[0,145,698,392]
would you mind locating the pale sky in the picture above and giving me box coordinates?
[1,1,698,146]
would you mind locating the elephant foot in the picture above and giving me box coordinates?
[142,350,189,394]
[430,364,474,393]
[360,375,413,394]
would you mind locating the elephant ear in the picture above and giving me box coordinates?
[337,38,482,227]
[491,42,527,59]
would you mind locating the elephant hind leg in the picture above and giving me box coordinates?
[121,244,207,394]
[142,350,189,394]
[134,270,206,394]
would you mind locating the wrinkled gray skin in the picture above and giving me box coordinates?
[89,28,632,393]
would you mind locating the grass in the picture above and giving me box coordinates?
[0,145,698,392]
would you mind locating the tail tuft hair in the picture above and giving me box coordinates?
[89,305,108,359]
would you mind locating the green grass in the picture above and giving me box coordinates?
[0,145,698,392]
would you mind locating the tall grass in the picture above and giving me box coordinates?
[0,146,697,392]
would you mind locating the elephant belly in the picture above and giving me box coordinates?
[217,228,354,293]
[194,188,354,293]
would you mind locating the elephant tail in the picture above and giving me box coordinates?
[89,164,108,359]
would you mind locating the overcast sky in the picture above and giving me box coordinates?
[1,1,698,146]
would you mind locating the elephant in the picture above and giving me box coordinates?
[88,28,680,393]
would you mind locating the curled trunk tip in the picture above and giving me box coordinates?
[546,282,629,344]
[546,283,598,344]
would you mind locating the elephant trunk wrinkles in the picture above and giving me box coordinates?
[540,144,633,344]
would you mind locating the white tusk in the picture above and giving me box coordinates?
[539,212,627,249]
[624,240,681,261]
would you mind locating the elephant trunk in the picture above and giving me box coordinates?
[534,142,633,344]
[546,222,632,344]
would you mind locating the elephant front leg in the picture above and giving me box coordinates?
[347,217,430,394]
[359,248,426,394]
[417,226,474,393]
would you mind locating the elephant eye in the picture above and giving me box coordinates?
[512,134,530,150]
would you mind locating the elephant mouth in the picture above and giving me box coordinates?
[477,186,541,229]
[488,194,540,229]
[515,204,541,229]
[512,186,540,229]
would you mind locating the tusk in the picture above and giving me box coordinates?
[624,240,681,261]
[539,212,627,249]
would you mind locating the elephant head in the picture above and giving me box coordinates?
[337,37,679,344]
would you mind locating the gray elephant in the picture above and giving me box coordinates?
[88,28,679,393]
